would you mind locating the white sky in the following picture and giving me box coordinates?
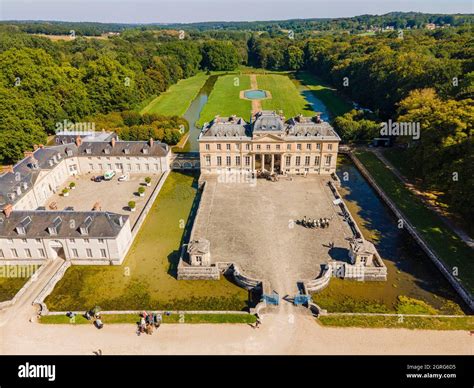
[1,0,473,24]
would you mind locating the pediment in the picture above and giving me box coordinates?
[252,133,285,142]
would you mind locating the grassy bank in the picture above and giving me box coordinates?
[141,73,209,116]
[44,172,249,311]
[0,265,39,302]
[318,314,474,330]
[297,72,353,117]
[355,150,474,294]
[40,313,256,325]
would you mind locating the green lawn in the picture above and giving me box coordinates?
[40,313,256,325]
[297,71,353,117]
[257,74,314,118]
[141,73,209,116]
[45,172,249,311]
[355,151,474,294]
[318,314,474,330]
[0,265,39,302]
[382,148,420,181]
[198,74,252,126]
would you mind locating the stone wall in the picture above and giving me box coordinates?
[33,260,71,314]
[347,151,473,311]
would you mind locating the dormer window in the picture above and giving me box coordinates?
[66,149,73,157]
[80,216,93,236]
[57,153,62,160]
[124,148,130,155]
[48,160,54,167]
[85,148,92,154]
[22,182,28,190]
[16,216,32,235]
[104,148,111,155]
[16,186,22,195]
[48,216,62,235]
[143,148,149,155]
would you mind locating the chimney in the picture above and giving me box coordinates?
[111,138,116,148]
[3,204,13,218]
[75,136,82,147]
[2,165,13,174]
[38,144,44,149]
[149,138,154,147]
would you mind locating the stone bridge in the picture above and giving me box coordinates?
[170,152,200,170]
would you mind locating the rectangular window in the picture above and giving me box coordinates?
[328,143,333,150]
[316,143,321,150]
[256,145,261,150]
[72,248,78,258]
[306,144,311,150]
[0,249,4,258]
[136,164,141,171]
[86,249,92,258]
[236,156,241,165]
[315,156,320,166]
[98,239,104,244]
[286,144,291,150]
[205,155,211,166]
[205,144,210,151]
[325,155,332,165]
[245,144,250,150]
[276,144,281,150]
[295,156,301,166]
[70,238,75,243]
[216,156,222,166]
[226,156,231,166]
[100,249,107,258]
[22,239,27,243]
[89,164,94,171]
[11,249,18,258]
[226,144,231,151]
[84,239,90,243]
[305,156,310,166]
[297,144,302,150]
[38,248,45,258]
[36,238,41,243]
[245,156,250,166]
[266,144,270,150]
[217,144,221,150]
[25,249,31,258]
[285,156,291,166]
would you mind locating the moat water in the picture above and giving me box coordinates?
[174,74,467,314]
[313,156,468,314]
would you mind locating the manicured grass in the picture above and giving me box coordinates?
[141,73,209,116]
[257,74,314,118]
[318,314,474,330]
[40,313,256,324]
[297,71,353,117]
[45,172,249,311]
[0,265,39,302]
[198,74,252,126]
[355,151,474,294]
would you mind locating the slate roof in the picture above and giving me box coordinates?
[0,210,128,238]
[199,111,340,141]
[0,139,169,207]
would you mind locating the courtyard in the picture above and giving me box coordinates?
[46,173,163,226]
[44,172,249,311]
[192,175,355,295]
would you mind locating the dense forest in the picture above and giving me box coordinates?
[0,13,473,220]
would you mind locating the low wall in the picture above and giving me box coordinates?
[0,264,46,310]
[33,260,72,314]
[303,265,332,293]
[347,151,474,311]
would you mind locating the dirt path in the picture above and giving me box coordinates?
[0,300,471,355]
[371,148,473,249]
[249,74,262,114]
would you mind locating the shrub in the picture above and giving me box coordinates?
[62,188,69,194]
[128,201,136,209]
[145,177,151,184]
[69,182,76,188]
[138,186,145,194]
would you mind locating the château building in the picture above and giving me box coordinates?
[198,110,340,175]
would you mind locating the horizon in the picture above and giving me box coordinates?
[1,0,473,24]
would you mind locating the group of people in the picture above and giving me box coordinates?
[298,216,331,229]
[81,309,104,329]
[137,311,162,335]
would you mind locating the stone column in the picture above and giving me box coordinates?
[261,154,265,171]
[271,154,274,173]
